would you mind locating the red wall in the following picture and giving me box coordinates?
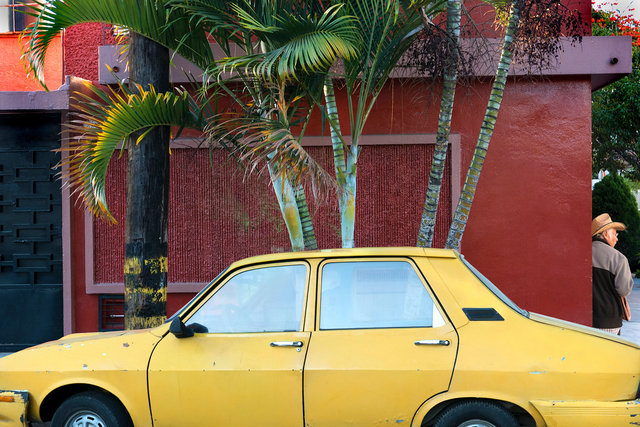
[71,76,592,331]
[0,33,63,91]
[456,78,592,324]
[65,0,594,331]
[359,77,592,324]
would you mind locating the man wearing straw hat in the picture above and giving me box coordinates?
[592,213,634,335]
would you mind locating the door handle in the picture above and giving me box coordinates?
[414,339,450,346]
[270,341,304,348]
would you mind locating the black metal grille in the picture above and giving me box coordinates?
[99,295,125,331]
[0,113,63,351]
[0,143,62,285]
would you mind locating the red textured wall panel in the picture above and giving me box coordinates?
[64,23,118,81]
[93,145,452,285]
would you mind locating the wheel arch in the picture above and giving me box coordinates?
[416,396,539,427]
[39,384,132,424]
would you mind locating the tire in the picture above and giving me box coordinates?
[51,391,132,427]
[434,400,519,427]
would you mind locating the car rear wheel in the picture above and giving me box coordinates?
[51,391,132,427]
[434,400,519,427]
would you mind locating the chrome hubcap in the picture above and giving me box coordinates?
[458,420,497,427]
[64,410,107,427]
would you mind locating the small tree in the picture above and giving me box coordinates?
[592,174,640,270]
[591,6,640,179]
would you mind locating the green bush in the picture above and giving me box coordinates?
[592,174,640,270]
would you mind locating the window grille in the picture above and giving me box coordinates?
[0,1,30,33]
[99,295,125,331]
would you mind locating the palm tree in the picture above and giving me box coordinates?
[176,1,360,250]
[22,0,214,329]
[321,0,425,248]
[445,1,519,250]
[416,0,462,248]
[205,0,429,249]
[21,0,360,254]
[123,32,171,330]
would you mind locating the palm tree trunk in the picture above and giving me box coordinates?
[124,32,170,330]
[417,0,461,248]
[324,76,356,248]
[341,156,357,249]
[269,163,305,251]
[445,2,520,250]
[294,185,317,250]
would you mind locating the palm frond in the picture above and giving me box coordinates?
[21,0,212,89]
[204,81,336,195]
[409,0,448,17]
[345,0,421,93]
[167,0,248,51]
[339,0,421,134]
[62,81,202,221]
[220,4,360,81]
[207,113,336,194]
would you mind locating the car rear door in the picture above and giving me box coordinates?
[303,258,458,426]
[148,262,310,426]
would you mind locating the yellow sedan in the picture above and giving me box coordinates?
[1,247,639,426]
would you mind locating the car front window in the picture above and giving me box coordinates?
[319,260,445,330]
[186,264,308,333]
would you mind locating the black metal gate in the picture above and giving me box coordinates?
[0,113,63,352]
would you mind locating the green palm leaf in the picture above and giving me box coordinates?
[166,0,248,51]
[204,108,336,194]
[219,4,359,80]
[344,0,421,107]
[21,0,213,89]
[62,82,202,221]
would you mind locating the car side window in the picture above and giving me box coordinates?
[187,264,307,333]
[320,261,445,330]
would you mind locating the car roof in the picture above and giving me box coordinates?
[227,247,458,270]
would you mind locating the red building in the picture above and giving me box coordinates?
[0,1,632,350]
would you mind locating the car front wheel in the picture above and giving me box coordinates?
[51,391,132,427]
[434,400,519,427]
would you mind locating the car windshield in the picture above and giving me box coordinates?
[460,255,529,318]
[165,267,229,323]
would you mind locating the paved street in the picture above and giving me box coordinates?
[620,279,640,345]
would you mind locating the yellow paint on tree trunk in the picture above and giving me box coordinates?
[125,315,166,330]
[124,257,142,275]
[124,256,168,330]
[283,202,303,243]
[144,257,168,274]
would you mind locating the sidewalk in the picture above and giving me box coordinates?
[620,278,640,345]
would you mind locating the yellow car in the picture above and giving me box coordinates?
[1,247,639,427]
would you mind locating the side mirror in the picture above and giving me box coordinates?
[169,317,194,338]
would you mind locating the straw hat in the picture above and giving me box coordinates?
[591,213,626,237]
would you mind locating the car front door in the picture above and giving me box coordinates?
[148,262,310,426]
[304,258,458,426]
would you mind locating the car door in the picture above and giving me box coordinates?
[304,258,458,426]
[148,262,310,427]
